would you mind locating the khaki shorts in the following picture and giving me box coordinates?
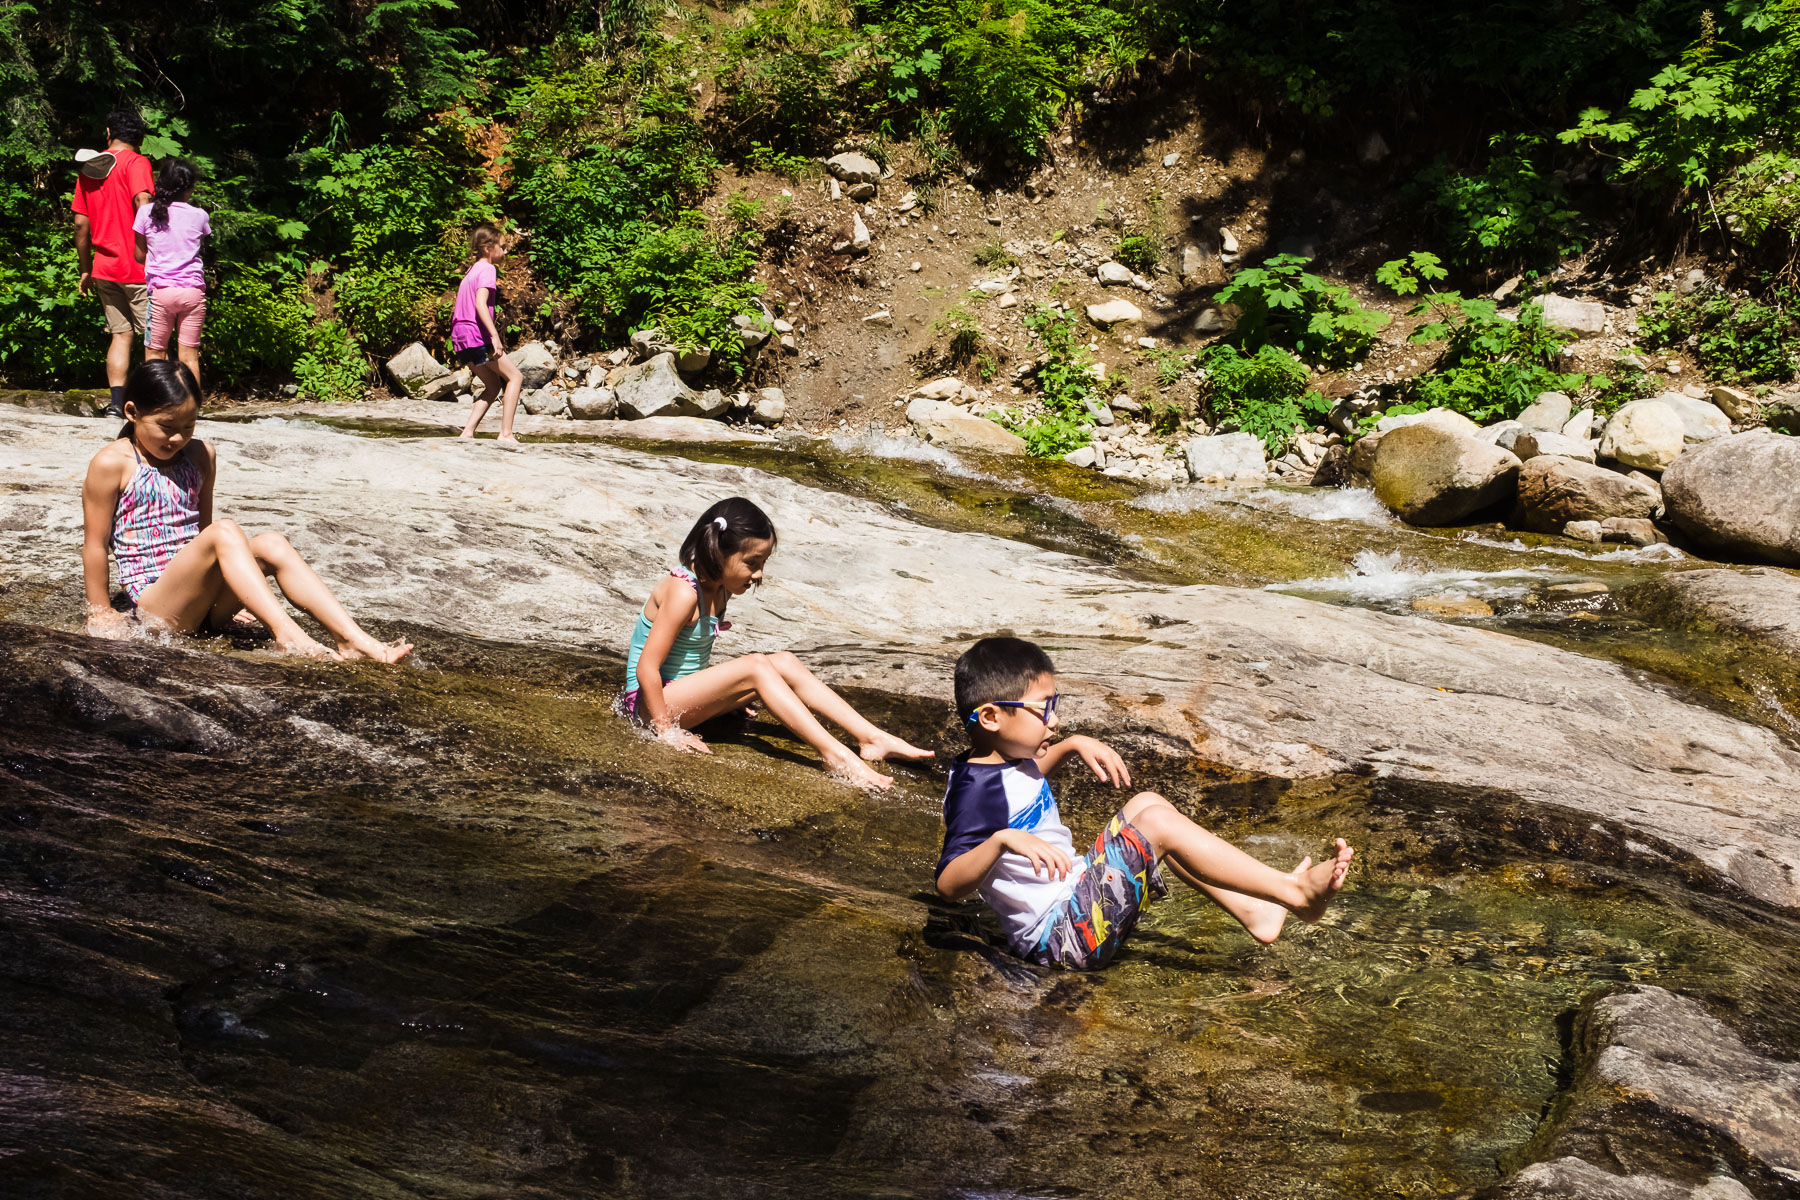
[93,279,149,336]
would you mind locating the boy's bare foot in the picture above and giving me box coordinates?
[338,633,414,664]
[1240,856,1318,944]
[828,751,895,791]
[1293,839,1354,923]
[859,732,935,763]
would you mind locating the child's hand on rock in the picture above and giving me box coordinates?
[1064,735,1132,787]
[86,605,130,640]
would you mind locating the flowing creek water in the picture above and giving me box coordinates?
[5,410,1799,1197]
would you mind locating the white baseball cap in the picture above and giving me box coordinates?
[75,149,116,180]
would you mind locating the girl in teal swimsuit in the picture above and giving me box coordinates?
[625,497,933,790]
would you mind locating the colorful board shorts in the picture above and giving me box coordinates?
[1029,813,1167,970]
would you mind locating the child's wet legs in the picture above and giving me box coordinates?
[1122,792,1353,929]
[762,651,933,762]
[135,520,331,657]
[248,532,411,662]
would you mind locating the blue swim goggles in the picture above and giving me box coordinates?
[967,694,1061,725]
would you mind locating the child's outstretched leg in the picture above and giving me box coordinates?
[242,532,412,662]
[1120,793,1352,942]
[662,654,895,790]
[762,651,934,763]
[135,520,336,658]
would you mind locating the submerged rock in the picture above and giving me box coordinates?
[1618,568,1800,656]
[1662,431,1800,565]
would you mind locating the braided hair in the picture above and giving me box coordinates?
[149,159,198,231]
[679,497,777,585]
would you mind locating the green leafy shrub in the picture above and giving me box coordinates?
[932,303,997,377]
[1416,135,1581,271]
[204,274,313,383]
[1197,343,1327,453]
[941,3,1067,157]
[1000,304,1099,456]
[599,211,765,374]
[0,241,95,385]
[294,319,369,401]
[1637,287,1798,383]
[1114,234,1159,273]
[1216,253,1387,367]
[1589,356,1659,414]
[1401,294,1587,422]
[334,257,443,352]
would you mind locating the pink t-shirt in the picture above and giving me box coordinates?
[451,260,498,350]
[132,201,211,291]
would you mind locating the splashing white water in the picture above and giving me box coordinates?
[828,427,981,477]
[1271,550,1547,604]
[1134,485,1394,525]
[1463,535,1688,563]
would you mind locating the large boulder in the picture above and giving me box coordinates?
[384,342,449,398]
[567,386,617,420]
[917,408,1027,455]
[1373,407,1481,437]
[1371,424,1522,525]
[1757,392,1800,435]
[681,387,730,420]
[1515,392,1573,432]
[824,151,880,184]
[419,367,469,404]
[506,341,558,390]
[1653,391,1732,443]
[1537,294,1606,334]
[1662,430,1800,565]
[1184,432,1268,484]
[613,353,701,420]
[1512,456,1661,533]
[1599,400,1687,470]
[1086,298,1142,326]
[519,387,570,418]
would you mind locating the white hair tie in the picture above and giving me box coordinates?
[714,516,727,530]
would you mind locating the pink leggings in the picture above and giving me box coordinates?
[146,287,207,350]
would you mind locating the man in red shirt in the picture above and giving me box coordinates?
[71,111,154,416]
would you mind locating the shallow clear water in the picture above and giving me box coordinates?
[3,623,1797,1199]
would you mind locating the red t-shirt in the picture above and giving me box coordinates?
[71,146,154,284]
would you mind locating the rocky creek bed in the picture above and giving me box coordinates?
[3,407,1800,1197]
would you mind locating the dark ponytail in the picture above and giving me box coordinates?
[150,158,198,231]
[119,359,201,440]
[680,497,777,585]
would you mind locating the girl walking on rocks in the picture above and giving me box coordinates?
[451,223,522,443]
[624,497,933,789]
[81,360,412,662]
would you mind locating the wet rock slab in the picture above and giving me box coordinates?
[4,411,1800,907]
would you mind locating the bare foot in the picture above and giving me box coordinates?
[827,751,895,791]
[277,635,340,660]
[457,430,475,439]
[337,633,414,664]
[497,433,519,444]
[859,731,935,763]
[1240,856,1316,944]
[1293,839,1354,923]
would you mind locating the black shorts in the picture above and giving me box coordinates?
[455,343,492,366]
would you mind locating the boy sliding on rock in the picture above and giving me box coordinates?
[936,637,1354,969]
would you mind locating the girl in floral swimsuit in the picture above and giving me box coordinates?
[80,360,411,662]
